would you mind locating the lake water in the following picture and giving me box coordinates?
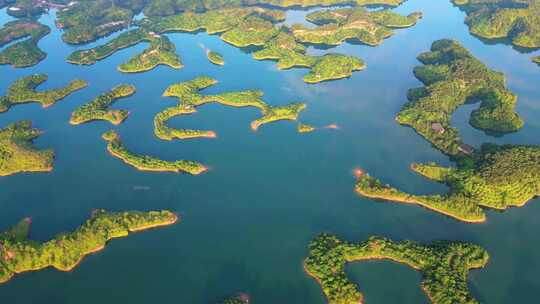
[1,0,539,303]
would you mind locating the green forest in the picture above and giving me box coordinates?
[304,233,489,304]
[0,209,177,284]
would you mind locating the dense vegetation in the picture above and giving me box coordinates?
[0,209,177,284]
[356,143,540,222]
[118,34,182,72]
[3,0,411,47]
[452,0,540,48]
[292,7,422,46]
[2,0,48,18]
[305,233,489,304]
[207,51,224,65]
[253,30,365,83]
[139,9,366,83]
[304,53,365,83]
[396,39,523,156]
[533,55,540,65]
[0,121,54,176]
[251,103,306,130]
[155,77,307,140]
[56,0,135,44]
[102,129,207,174]
[63,3,407,82]
[0,20,50,68]
[67,29,149,65]
[0,74,87,113]
[67,28,182,72]
[70,84,136,125]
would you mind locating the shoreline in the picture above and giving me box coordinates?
[3,214,178,282]
[107,145,207,175]
[355,186,486,223]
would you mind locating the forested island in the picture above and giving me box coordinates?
[70,84,136,125]
[298,123,316,133]
[207,51,224,66]
[452,0,540,49]
[102,130,207,174]
[356,144,540,222]
[0,120,54,176]
[0,74,87,114]
[140,8,369,83]
[0,209,177,284]
[60,0,418,83]
[397,39,523,157]
[219,294,250,304]
[292,7,422,47]
[67,28,182,73]
[0,20,50,68]
[533,56,540,65]
[155,77,307,140]
[304,233,489,304]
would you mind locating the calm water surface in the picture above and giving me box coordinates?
[1,0,539,303]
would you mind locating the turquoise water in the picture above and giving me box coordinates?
[1,0,540,303]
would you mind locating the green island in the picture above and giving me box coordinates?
[55,1,135,44]
[102,130,207,175]
[452,0,540,49]
[0,20,50,68]
[533,56,540,65]
[155,77,307,140]
[304,233,489,304]
[0,74,88,114]
[356,143,540,223]
[70,84,136,125]
[298,123,316,133]
[396,39,523,157]
[291,7,422,47]
[140,8,366,83]
[207,50,224,66]
[4,0,410,45]
[118,34,182,73]
[67,28,182,73]
[0,209,178,284]
[0,120,53,177]
[62,2,415,83]
[252,30,365,83]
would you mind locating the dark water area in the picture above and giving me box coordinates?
[0,0,539,303]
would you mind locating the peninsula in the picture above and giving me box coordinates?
[0,121,54,176]
[396,39,523,157]
[0,209,178,284]
[356,144,540,223]
[304,233,489,304]
[102,130,207,175]
[452,0,540,49]
[0,20,50,68]
[155,77,307,140]
[0,74,88,114]
[70,84,136,125]
[533,56,540,65]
